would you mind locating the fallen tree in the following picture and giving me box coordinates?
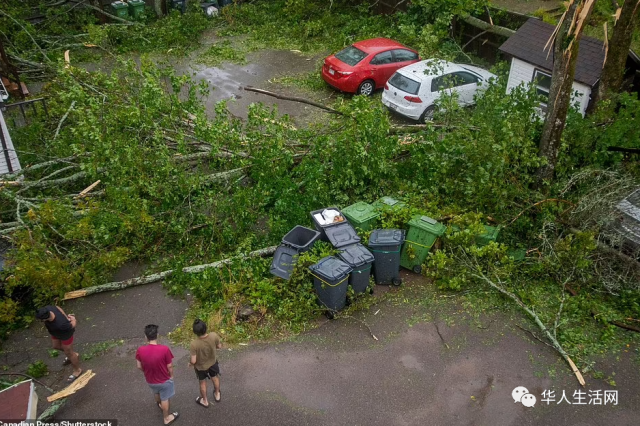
[63,245,278,300]
[472,269,586,386]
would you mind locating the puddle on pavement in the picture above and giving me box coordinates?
[173,49,322,123]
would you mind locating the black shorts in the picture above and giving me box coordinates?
[195,361,220,381]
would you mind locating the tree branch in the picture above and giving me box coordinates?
[0,9,51,62]
[243,86,346,116]
[53,101,76,140]
[462,15,516,38]
[471,269,586,386]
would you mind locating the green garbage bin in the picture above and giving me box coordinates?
[400,215,446,274]
[127,0,145,19]
[109,1,129,19]
[476,225,501,247]
[342,202,379,232]
[373,196,406,213]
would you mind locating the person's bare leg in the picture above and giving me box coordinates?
[212,376,220,401]
[154,393,161,409]
[198,380,209,406]
[61,343,81,377]
[160,400,175,424]
[51,339,62,351]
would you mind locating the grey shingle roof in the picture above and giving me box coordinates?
[498,18,605,87]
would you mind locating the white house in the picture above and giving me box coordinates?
[0,105,22,175]
[499,18,639,116]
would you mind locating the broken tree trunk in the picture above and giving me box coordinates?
[588,0,640,112]
[63,246,278,300]
[536,0,595,186]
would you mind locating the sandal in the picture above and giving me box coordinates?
[195,397,209,408]
[164,412,179,425]
[62,357,71,366]
[214,391,221,403]
[67,371,82,383]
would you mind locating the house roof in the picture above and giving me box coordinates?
[0,380,35,420]
[498,18,606,87]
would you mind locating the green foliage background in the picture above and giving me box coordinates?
[0,0,638,370]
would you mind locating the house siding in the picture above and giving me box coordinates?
[506,58,592,116]
[0,109,22,175]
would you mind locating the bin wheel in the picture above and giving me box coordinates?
[412,265,422,274]
[325,310,335,320]
[392,278,402,286]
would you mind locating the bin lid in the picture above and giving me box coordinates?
[325,222,361,249]
[368,229,405,246]
[111,1,128,7]
[408,215,446,236]
[270,245,299,280]
[338,244,374,267]
[309,256,352,281]
[342,202,379,223]
[375,196,403,207]
[129,0,145,4]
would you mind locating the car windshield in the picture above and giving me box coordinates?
[335,46,368,66]
[388,73,420,95]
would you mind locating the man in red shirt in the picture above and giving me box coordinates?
[136,324,179,425]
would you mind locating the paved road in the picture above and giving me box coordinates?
[4,272,635,426]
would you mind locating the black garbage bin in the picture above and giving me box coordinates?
[310,207,348,242]
[270,226,320,280]
[338,244,374,294]
[368,229,405,286]
[309,256,352,318]
[282,225,321,251]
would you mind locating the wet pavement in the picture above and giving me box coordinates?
[174,48,328,124]
[3,269,638,426]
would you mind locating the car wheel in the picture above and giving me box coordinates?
[420,105,436,123]
[357,80,375,96]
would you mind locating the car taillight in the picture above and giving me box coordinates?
[404,95,422,103]
[384,83,389,90]
[336,70,352,76]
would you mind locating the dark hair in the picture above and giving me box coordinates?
[144,324,159,340]
[193,319,207,336]
[35,307,51,320]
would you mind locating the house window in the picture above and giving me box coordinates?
[533,69,552,105]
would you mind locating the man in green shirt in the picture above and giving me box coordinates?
[189,319,222,408]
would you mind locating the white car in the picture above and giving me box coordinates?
[381,59,496,122]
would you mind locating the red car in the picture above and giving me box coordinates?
[322,38,420,96]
